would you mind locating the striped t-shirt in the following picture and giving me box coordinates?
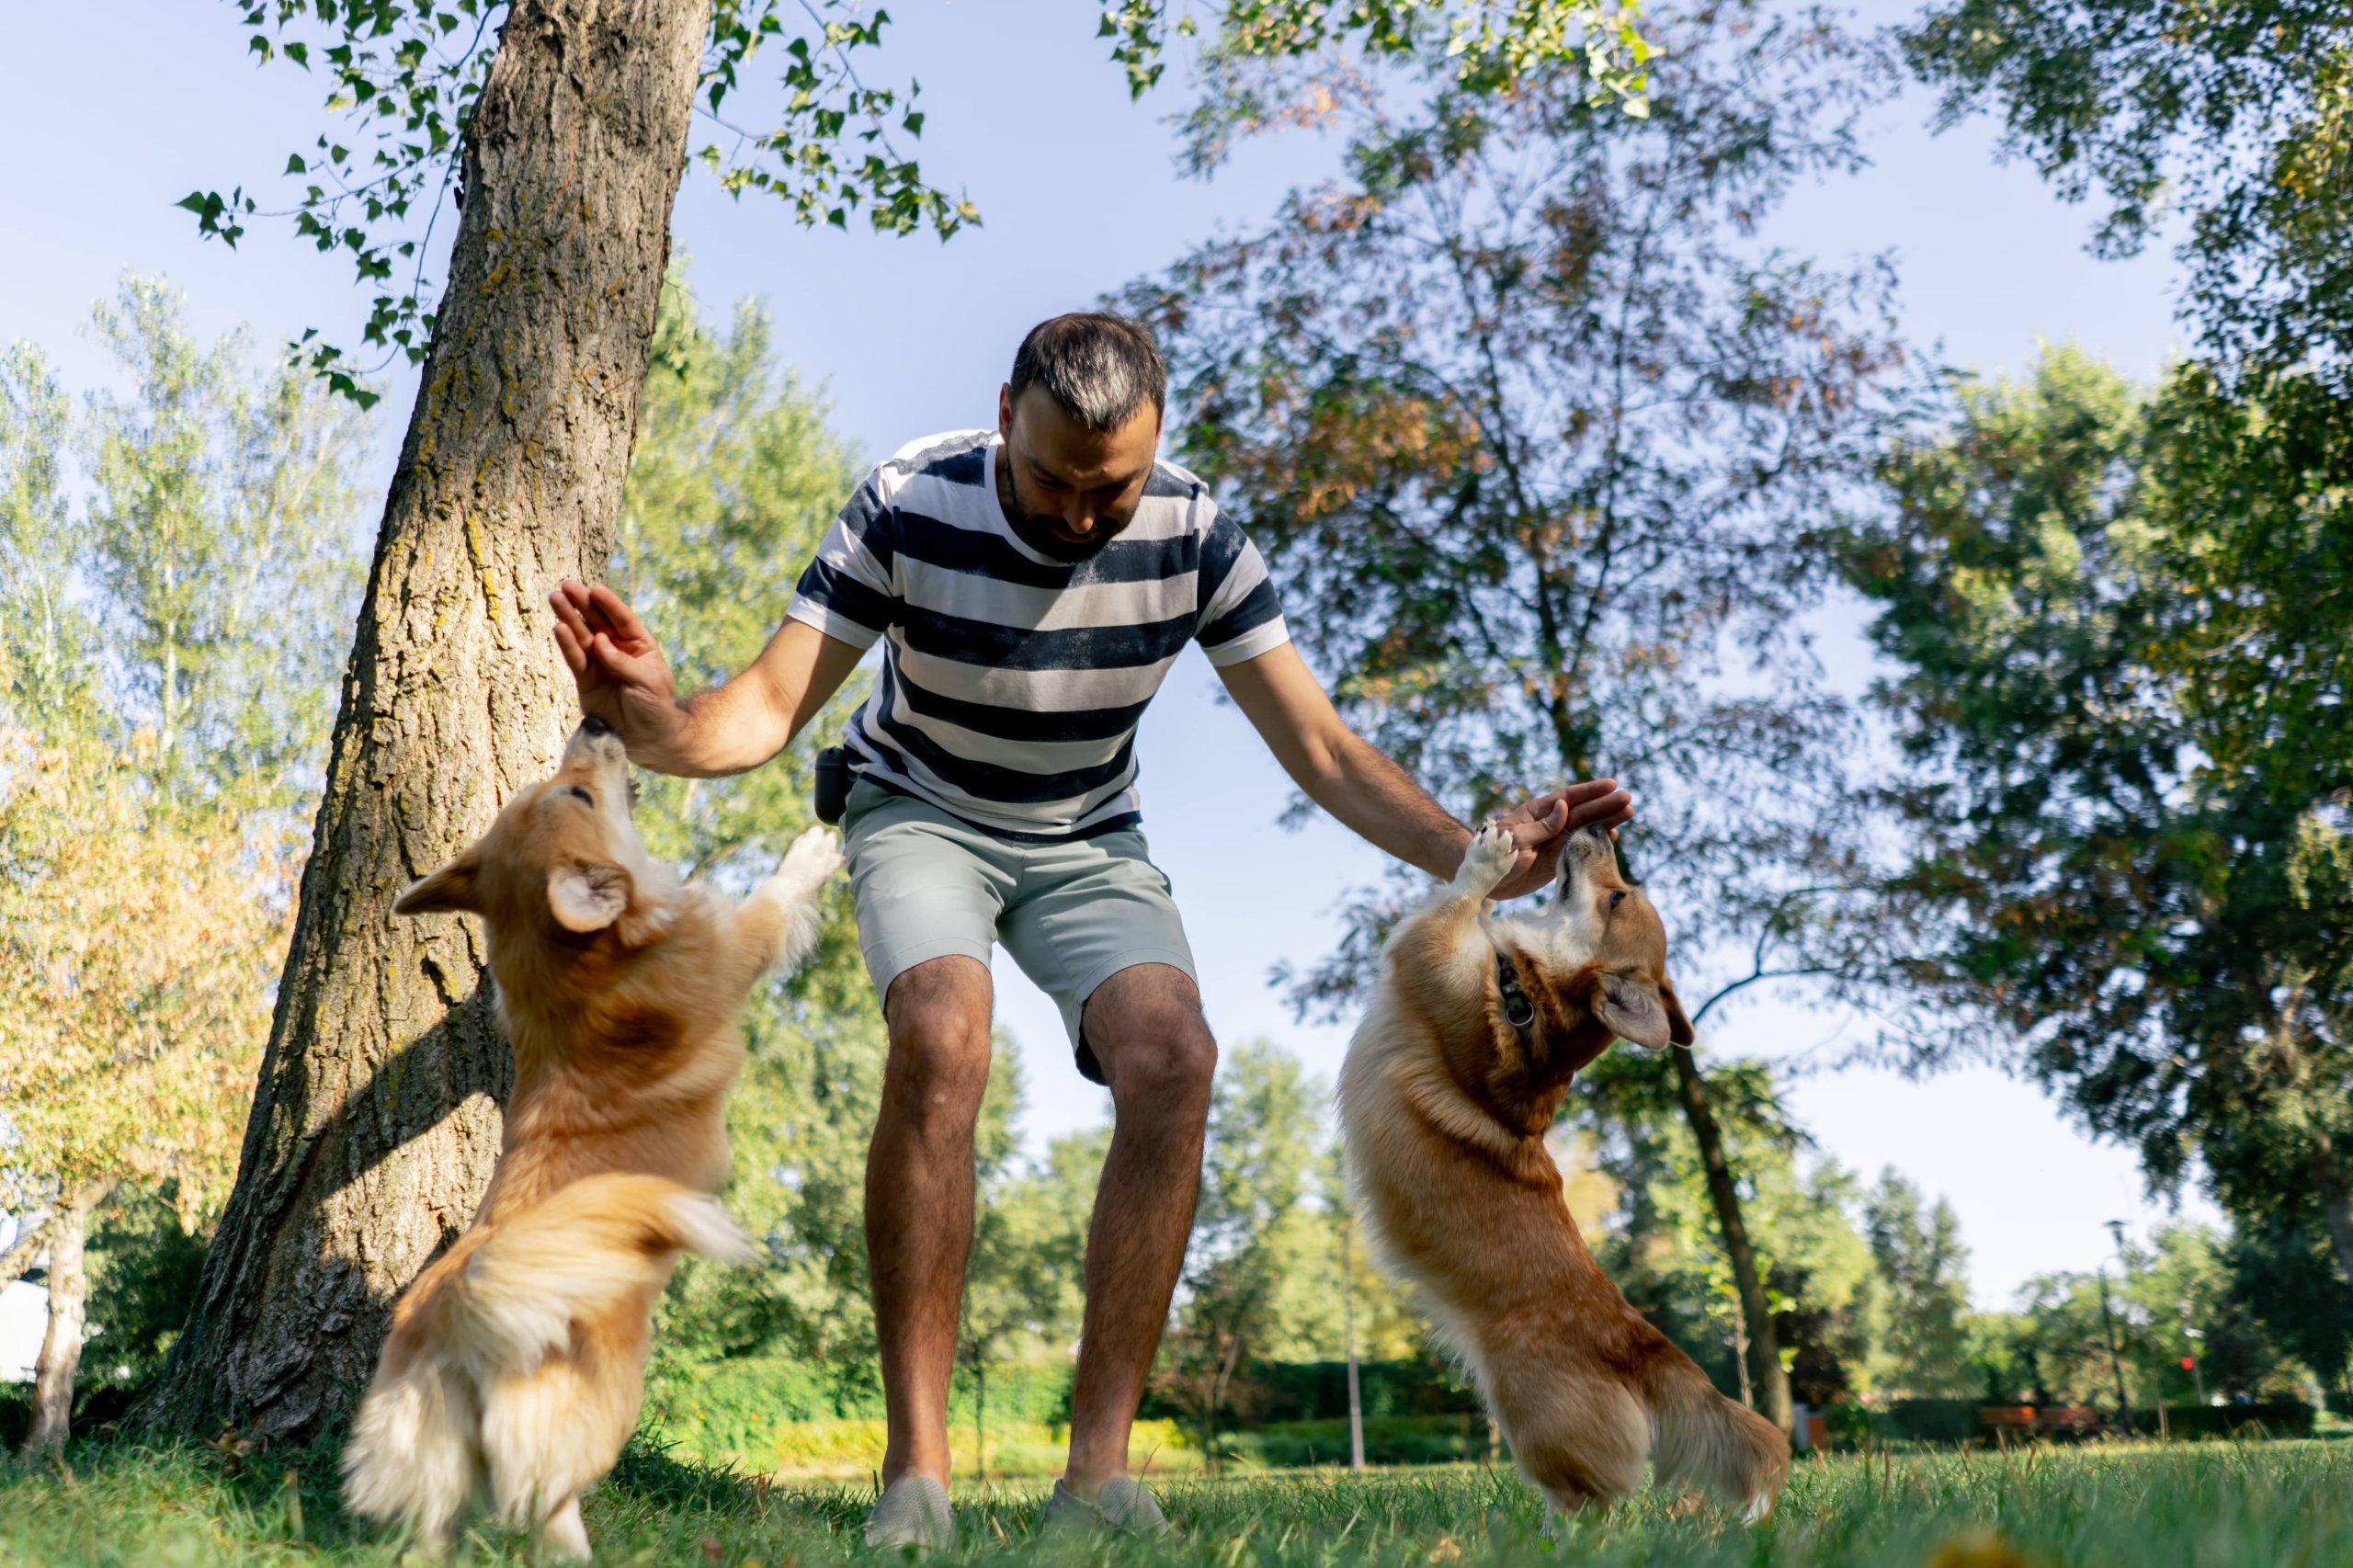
[785,429,1290,839]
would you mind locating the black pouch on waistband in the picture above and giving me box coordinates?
[813,745,851,824]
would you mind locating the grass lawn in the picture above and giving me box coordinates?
[2,1437,2347,1565]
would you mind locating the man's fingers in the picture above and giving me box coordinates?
[1558,778,1620,806]
[551,619,589,678]
[1506,799,1570,848]
[1563,788,1634,828]
[589,631,658,682]
[587,582,650,643]
[549,584,593,642]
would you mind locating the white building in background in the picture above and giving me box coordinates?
[1,1282,40,1381]
[2,1217,46,1381]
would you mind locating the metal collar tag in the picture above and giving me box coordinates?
[1496,950,1538,1037]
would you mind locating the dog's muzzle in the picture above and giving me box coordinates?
[563,716,630,770]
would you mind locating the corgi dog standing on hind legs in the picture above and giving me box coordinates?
[1339,818,1789,1526]
[340,716,841,1560]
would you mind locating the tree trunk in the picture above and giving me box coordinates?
[19,1179,115,1458]
[2306,1130,2353,1297]
[139,0,709,1443]
[1666,1044,1791,1430]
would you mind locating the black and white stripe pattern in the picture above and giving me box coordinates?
[788,429,1289,838]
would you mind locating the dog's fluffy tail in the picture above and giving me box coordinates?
[1645,1356,1791,1520]
[429,1174,752,1379]
[342,1176,751,1536]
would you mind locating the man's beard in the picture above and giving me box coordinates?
[997,457,1133,562]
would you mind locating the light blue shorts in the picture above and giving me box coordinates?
[839,780,1199,1083]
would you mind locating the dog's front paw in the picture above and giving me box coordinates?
[766,825,843,901]
[1454,821,1520,897]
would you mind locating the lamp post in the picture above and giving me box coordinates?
[2182,1311,2208,1408]
[1342,1210,1365,1471]
[2099,1220,2132,1430]
[2108,1224,2154,1431]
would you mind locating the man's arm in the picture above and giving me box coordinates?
[1216,642,1632,901]
[550,581,864,778]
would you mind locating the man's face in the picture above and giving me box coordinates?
[995,385,1161,561]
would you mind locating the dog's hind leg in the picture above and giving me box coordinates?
[538,1494,592,1563]
[481,1358,624,1559]
[342,1354,484,1551]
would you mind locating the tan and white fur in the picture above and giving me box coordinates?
[1339,820,1788,1522]
[341,717,841,1560]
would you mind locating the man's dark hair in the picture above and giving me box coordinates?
[1008,312,1166,432]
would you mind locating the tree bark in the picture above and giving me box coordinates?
[19,1179,115,1458]
[140,0,710,1443]
[2307,1130,2353,1298]
[1666,1045,1791,1430]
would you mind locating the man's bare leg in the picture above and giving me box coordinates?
[869,955,995,1490]
[1062,963,1218,1495]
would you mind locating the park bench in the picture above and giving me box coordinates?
[1978,1404,2109,1444]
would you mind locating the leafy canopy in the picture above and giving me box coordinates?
[184,0,1652,406]
[1841,347,2353,1240]
[1904,0,2353,378]
[1130,0,1916,1021]
[0,278,366,1224]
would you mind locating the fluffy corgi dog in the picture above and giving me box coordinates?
[1339,819,1788,1522]
[342,716,841,1560]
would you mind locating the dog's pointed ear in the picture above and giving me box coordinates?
[549,860,632,934]
[1593,970,1677,1051]
[394,851,483,917]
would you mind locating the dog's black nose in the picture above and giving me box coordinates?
[578,713,616,738]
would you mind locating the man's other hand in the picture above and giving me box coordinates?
[549,580,683,757]
[1483,778,1634,901]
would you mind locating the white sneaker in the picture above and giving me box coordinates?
[1039,1476,1172,1536]
[863,1475,954,1552]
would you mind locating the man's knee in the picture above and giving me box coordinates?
[883,956,994,1107]
[1086,967,1218,1107]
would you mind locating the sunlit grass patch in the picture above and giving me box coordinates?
[2,1436,2347,1565]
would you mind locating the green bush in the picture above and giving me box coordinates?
[2131,1402,2313,1440]
[1218,1416,1490,1469]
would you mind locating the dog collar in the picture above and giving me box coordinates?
[1495,949,1538,1042]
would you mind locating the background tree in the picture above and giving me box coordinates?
[2121,1222,2290,1409]
[1900,0,2353,1364]
[603,268,882,1386]
[1131,5,1926,1427]
[1568,1050,1878,1408]
[156,0,1652,1442]
[0,283,364,1452]
[1838,347,2353,1341]
[2228,1210,2353,1410]
[1158,1041,1326,1466]
[1860,1169,1972,1397]
[954,1065,1047,1483]
[1904,0,2353,377]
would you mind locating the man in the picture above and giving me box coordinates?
[549,312,1631,1544]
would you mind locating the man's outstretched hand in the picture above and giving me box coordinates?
[1481,778,1634,901]
[548,580,683,756]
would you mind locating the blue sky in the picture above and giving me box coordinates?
[0,0,2211,1342]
